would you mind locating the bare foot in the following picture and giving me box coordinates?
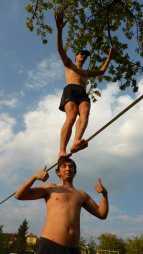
[58,152,69,159]
[70,139,88,153]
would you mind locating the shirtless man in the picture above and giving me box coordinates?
[55,11,114,158]
[15,157,108,254]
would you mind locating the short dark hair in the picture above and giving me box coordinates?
[56,157,77,176]
[76,50,90,57]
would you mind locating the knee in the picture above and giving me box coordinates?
[66,113,77,125]
[79,103,90,119]
[80,108,90,121]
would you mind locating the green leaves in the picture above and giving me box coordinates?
[25,0,53,43]
[25,0,143,100]
[125,235,143,254]
[25,4,33,13]
[98,233,126,254]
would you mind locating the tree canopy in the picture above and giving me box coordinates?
[97,233,126,254]
[25,0,143,100]
[11,219,28,254]
[125,235,143,254]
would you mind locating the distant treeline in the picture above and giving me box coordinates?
[0,219,143,254]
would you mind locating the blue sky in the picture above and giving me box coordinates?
[0,0,143,241]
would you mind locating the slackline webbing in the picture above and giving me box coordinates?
[0,94,143,205]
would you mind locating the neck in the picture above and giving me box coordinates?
[59,179,74,189]
[76,61,83,68]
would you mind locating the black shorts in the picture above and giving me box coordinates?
[59,84,90,112]
[35,237,80,254]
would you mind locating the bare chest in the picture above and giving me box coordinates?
[46,189,83,208]
[65,66,87,85]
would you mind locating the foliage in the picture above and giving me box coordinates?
[125,235,143,254]
[0,226,14,254]
[88,237,97,254]
[27,242,38,253]
[0,222,37,254]
[97,233,126,254]
[80,237,88,252]
[0,226,9,254]
[0,225,3,253]
[0,225,2,233]
[25,0,143,100]
[10,219,29,254]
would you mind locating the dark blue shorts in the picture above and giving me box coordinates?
[35,237,80,254]
[59,84,90,112]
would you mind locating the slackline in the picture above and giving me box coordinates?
[0,94,143,206]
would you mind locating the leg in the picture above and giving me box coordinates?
[70,101,90,153]
[59,102,78,158]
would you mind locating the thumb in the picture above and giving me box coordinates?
[63,20,68,26]
[43,165,47,171]
[97,177,101,184]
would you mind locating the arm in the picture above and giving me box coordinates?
[14,166,49,200]
[86,48,114,77]
[55,11,72,67]
[82,178,108,219]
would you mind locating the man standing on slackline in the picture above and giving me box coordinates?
[55,11,114,158]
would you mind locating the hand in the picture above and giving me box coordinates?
[34,166,49,182]
[95,178,108,196]
[54,10,67,30]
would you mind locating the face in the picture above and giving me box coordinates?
[76,52,87,63]
[58,162,76,180]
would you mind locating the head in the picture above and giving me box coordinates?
[56,157,77,178]
[75,50,90,63]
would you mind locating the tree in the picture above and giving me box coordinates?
[27,242,38,253]
[88,237,97,254]
[10,219,29,254]
[25,0,143,100]
[97,233,126,254]
[80,237,88,253]
[0,225,3,253]
[0,226,10,254]
[125,235,143,254]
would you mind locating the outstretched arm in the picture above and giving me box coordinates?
[87,48,114,77]
[55,11,71,67]
[15,166,49,200]
[82,178,108,219]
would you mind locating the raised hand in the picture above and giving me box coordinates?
[54,10,67,30]
[34,166,49,182]
[95,178,108,196]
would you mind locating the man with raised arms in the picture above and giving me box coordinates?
[55,11,114,158]
[15,157,108,254]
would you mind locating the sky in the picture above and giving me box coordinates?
[0,0,143,242]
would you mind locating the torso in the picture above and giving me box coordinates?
[64,63,88,88]
[40,184,87,247]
